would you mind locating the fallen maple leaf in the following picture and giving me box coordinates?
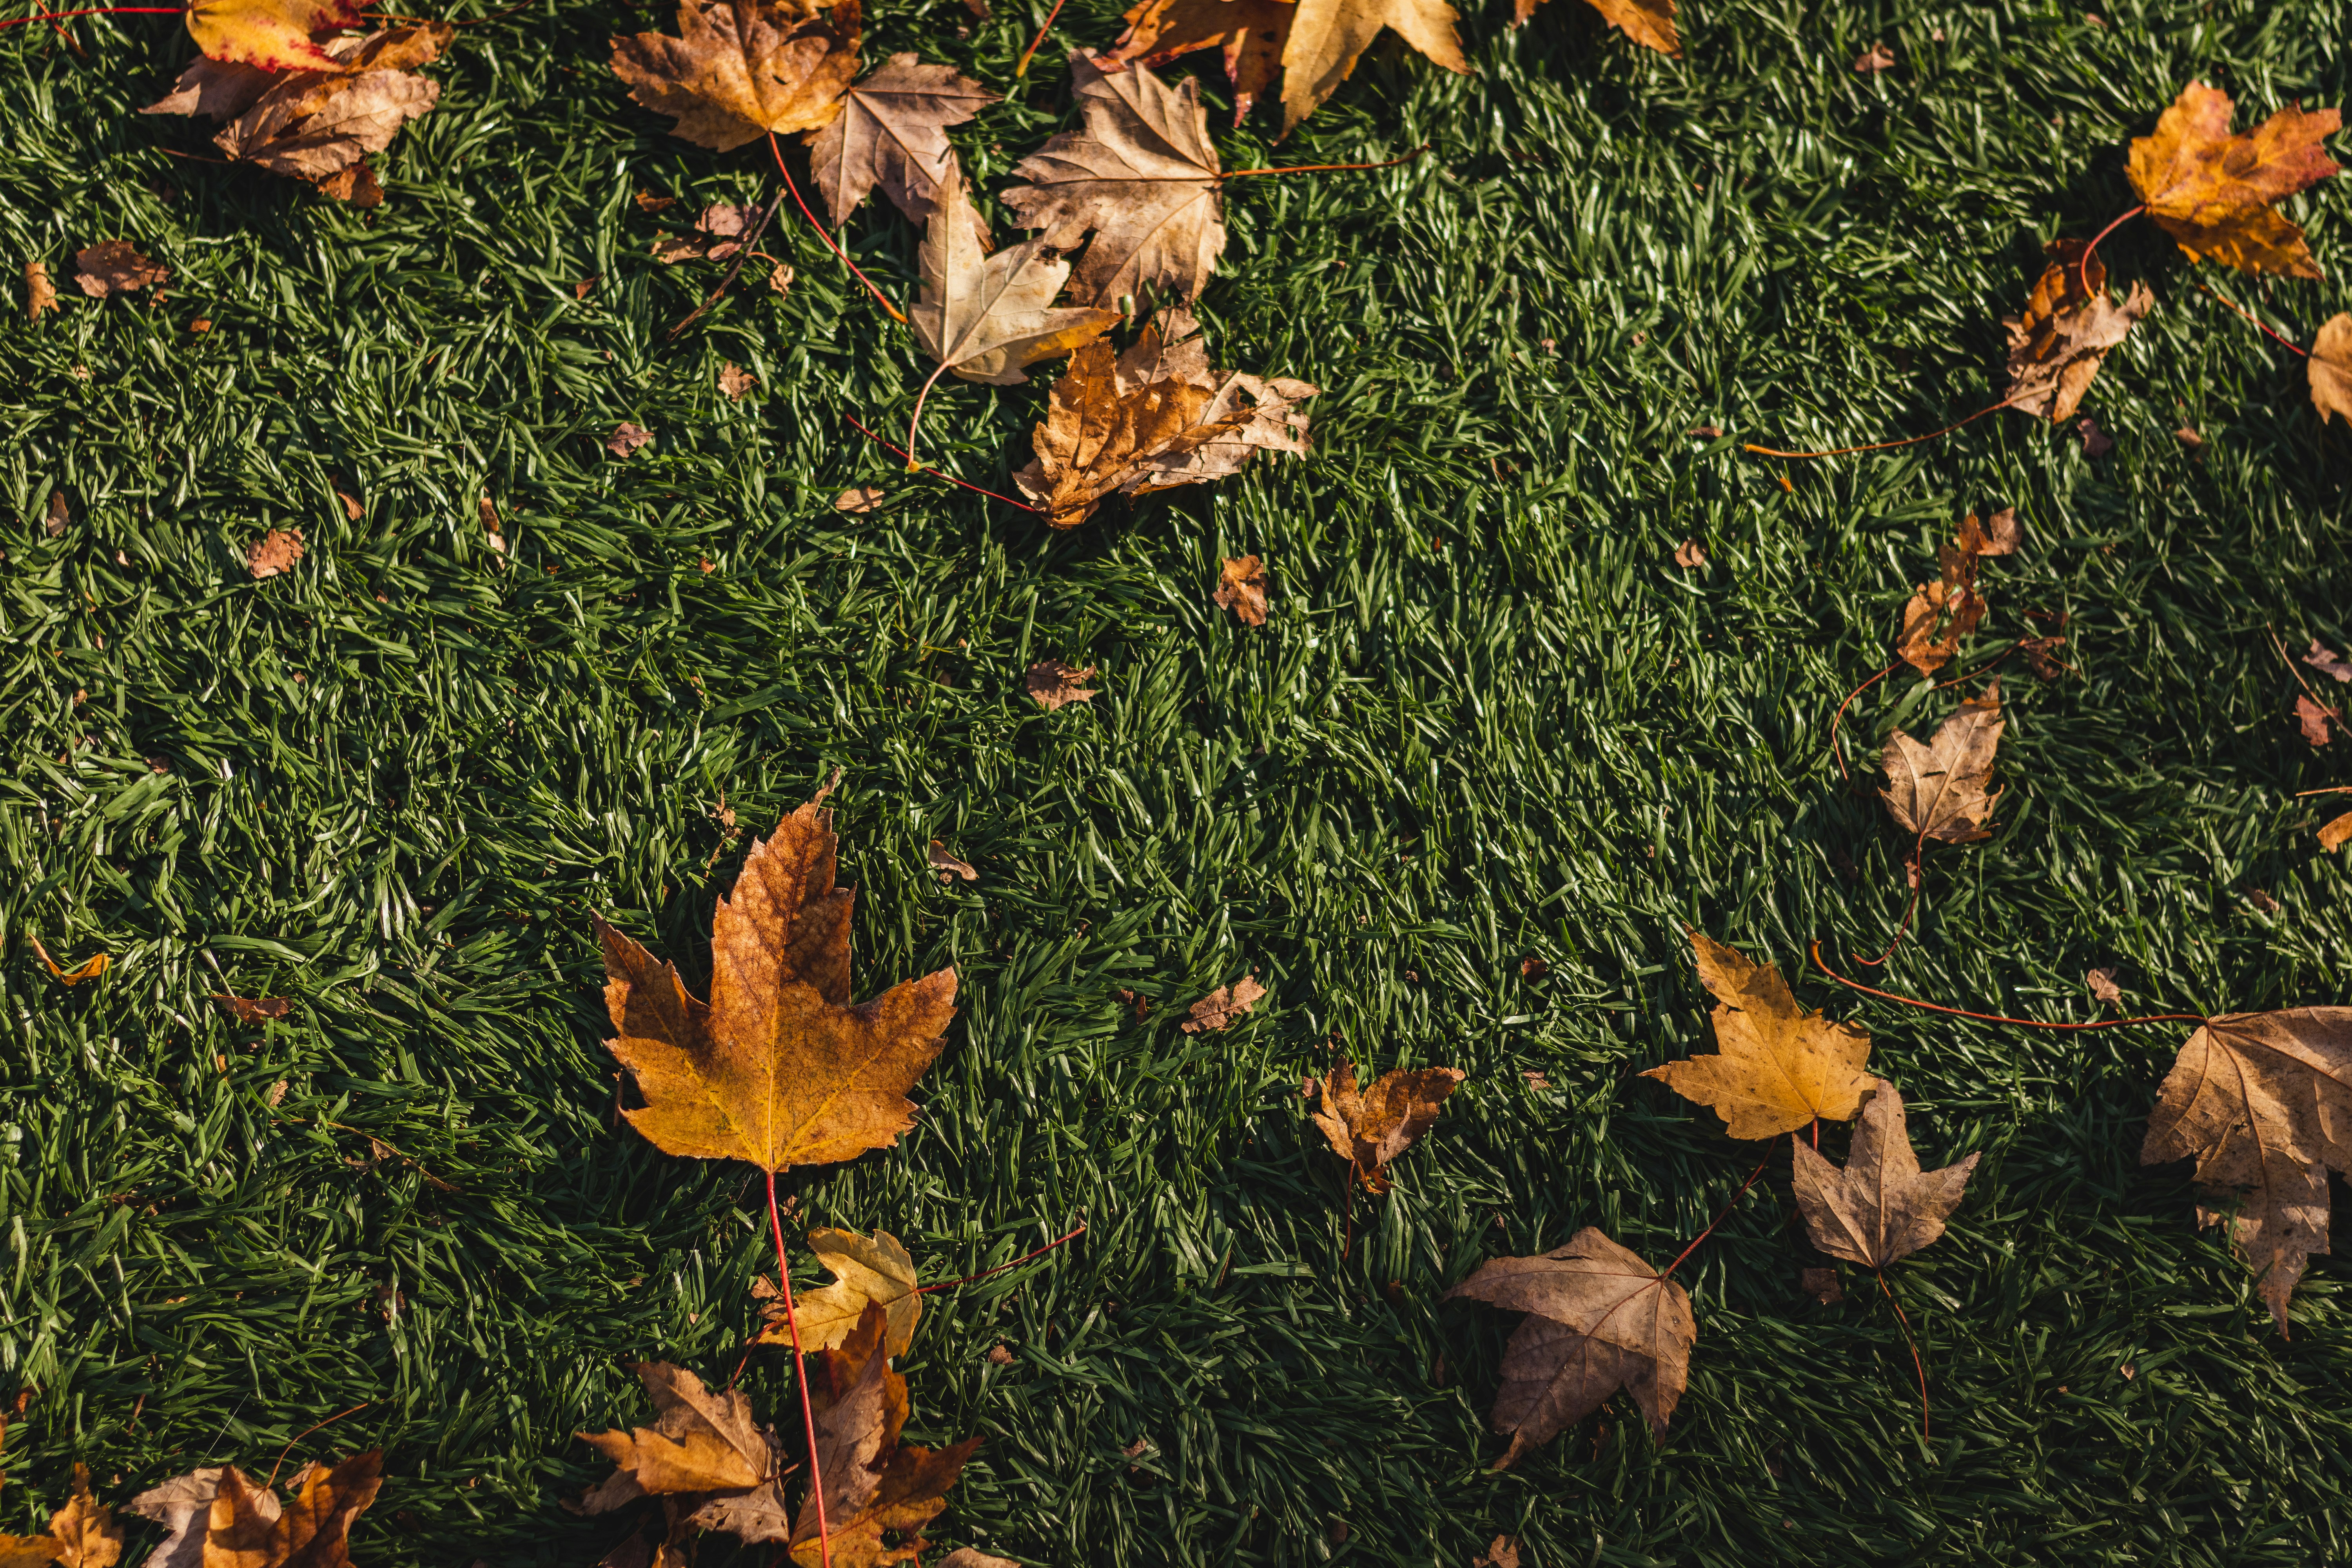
[790,1303,979,1567]
[2296,693,2336,745]
[2087,967,2123,1004]
[1278,0,1467,135]
[1213,554,1269,625]
[597,785,958,1172]
[2305,639,2352,682]
[608,423,653,457]
[1880,679,2004,853]
[1791,1080,1978,1269]
[835,485,886,512]
[2126,82,2341,279]
[185,0,362,72]
[248,528,305,579]
[927,841,977,882]
[2141,1007,2352,1333]
[1307,1056,1464,1192]
[0,1465,117,1568]
[756,1227,921,1356]
[1002,53,1226,310]
[2312,315,2352,424]
[1013,309,1316,526]
[718,363,757,400]
[2319,811,2352,851]
[1101,0,1296,124]
[911,157,1118,387]
[1025,658,1099,710]
[1641,932,1871,1140]
[612,0,863,151]
[73,242,167,298]
[1181,974,1265,1032]
[1445,1227,1696,1466]
[580,1362,788,1539]
[1853,40,1893,71]
[1513,0,1675,49]
[136,1452,380,1568]
[2002,239,2150,422]
[25,260,56,319]
[1957,507,2021,557]
[809,54,996,241]
[1894,544,1982,679]
[211,993,292,1022]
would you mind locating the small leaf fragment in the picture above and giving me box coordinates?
[2311,314,2352,425]
[25,260,56,319]
[1102,0,1296,123]
[2318,811,2352,852]
[74,242,169,298]
[1180,974,1265,1033]
[607,423,653,458]
[1307,1056,1465,1191]
[1025,659,1099,710]
[834,485,886,513]
[2296,693,2335,746]
[927,841,977,883]
[1213,554,1269,625]
[211,994,293,1023]
[248,528,305,579]
[2303,639,2352,682]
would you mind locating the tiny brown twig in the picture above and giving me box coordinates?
[1743,397,2020,461]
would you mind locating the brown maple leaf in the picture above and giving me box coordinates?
[1307,1056,1464,1192]
[1025,658,1099,710]
[1213,554,1269,625]
[2319,811,2352,852]
[718,362,757,400]
[2126,82,2341,279]
[1101,0,1296,124]
[608,422,653,457]
[789,1303,980,1567]
[211,993,292,1022]
[613,0,861,151]
[754,1227,921,1356]
[1013,310,1316,526]
[2312,314,2352,426]
[1957,506,2021,557]
[128,1468,223,1568]
[146,1452,381,1568]
[911,157,1118,387]
[248,528,305,579]
[1641,932,1871,1140]
[1444,1227,1697,1466]
[1881,679,2004,852]
[1180,974,1265,1032]
[579,1362,790,1541]
[808,54,996,241]
[1278,0,1467,134]
[25,260,56,320]
[2141,1007,2352,1333]
[596,785,957,1172]
[927,841,977,882]
[1790,1080,1978,1269]
[73,241,168,298]
[2000,238,2150,423]
[1002,53,1226,310]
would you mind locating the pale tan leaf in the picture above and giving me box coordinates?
[1880,680,2004,847]
[1790,1080,1978,1268]
[2312,314,2352,426]
[755,1228,922,1356]
[912,158,1118,385]
[808,54,996,235]
[1024,659,1098,710]
[1180,974,1264,1032]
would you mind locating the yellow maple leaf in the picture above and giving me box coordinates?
[186,0,364,72]
[755,1227,922,1356]
[1641,933,1871,1139]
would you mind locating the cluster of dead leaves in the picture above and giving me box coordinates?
[0,1452,381,1568]
[2004,82,2343,436]
[143,0,454,207]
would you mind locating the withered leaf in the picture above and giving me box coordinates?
[1102,0,1296,124]
[9,1466,120,1568]
[1641,932,1871,1140]
[185,0,363,72]
[597,785,958,1172]
[2001,239,2150,423]
[1880,680,2004,849]
[25,936,103,986]
[1213,554,1268,625]
[1307,1056,1464,1192]
[1852,39,1893,71]
[1468,1539,1520,1568]
[1013,309,1316,526]
[200,1451,383,1568]
[1957,507,2021,557]
[2127,82,2341,279]
[580,1363,778,1519]
[718,363,757,400]
[1672,538,1706,568]
[834,485,886,513]
[2304,638,2352,682]
[248,528,305,580]
[912,157,1118,387]
[2141,1007,2352,1333]
[1278,0,1467,135]
[790,1303,980,1568]
[809,54,996,238]
[1790,1080,1978,1269]
[128,1467,224,1568]
[25,260,56,320]
[935,1552,1020,1568]
[1180,973,1265,1033]
[74,241,168,298]
[1798,1266,1843,1305]
[2319,811,2352,852]
[1002,53,1225,310]
[2078,414,2114,457]
[2087,967,2123,1004]
[2312,314,2352,425]
[651,202,763,263]
[755,1227,921,1356]
[612,0,863,152]
[1894,534,1984,678]
[1514,0,1675,50]
[927,841,977,882]
[2296,693,2335,746]
[1445,1227,1696,1466]
[1024,659,1099,710]
[45,493,68,537]
[608,423,653,458]
[211,993,293,1023]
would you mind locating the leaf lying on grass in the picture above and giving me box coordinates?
[131,1452,381,1568]
[0,1464,118,1568]
[2002,240,2152,423]
[1307,1056,1464,1192]
[1642,933,1871,1139]
[809,54,996,240]
[911,158,1118,387]
[1880,680,2004,855]
[612,0,863,151]
[2127,82,2340,279]
[1791,1080,1978,1268]
[755,1227,921,1356]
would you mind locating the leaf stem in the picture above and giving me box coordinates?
[1013,0,1064,77]
[1742,397,2020,461]
[1827,660,1897,781]
[2075,204,2145,297]
[766,131,905,325]
[1853,826,1929,967]
[764,1168,830,1568]
[1874,1270,1929,1441]
[912,1222,1087,1294]
[2193,281,2310,358]
[904,359,953,473]
[265,1402,371,1489]
[1221,144,1430,179]
[1659,1153,1770,1280]
[1809,942,2209,1029]
[840,411,1045,513]
[0,7,180,29]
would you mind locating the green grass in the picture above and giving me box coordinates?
[2,0,2350,1561]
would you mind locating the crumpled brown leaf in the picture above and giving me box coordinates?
[1101,0,1296,124]
[1307,1056,1464,1192]
[211,993,293,1022]
[25,260,56,320]
[911,157,1118,387]
[925,842,976,884]
[612,0,862,152]
[2002,238,2151,422]
[789,1302,980,1567]
[1790,1079,1978,1268]
[183,1451,383,1568]
[1213,554,1268,625]
[2141,1007,2352,1333]
[596,783,958,1172]
[1002,53,1225,310]
[755,1228,922,1356]
[1880,679,2004,850]
[1180,974,1265,1032]
[608,423,653,457]
[1444,1227,1696,1466]
[2304,639,2352,682]
[0,1465,119,1568]
[2319,811,2352,852]
[248,528,305,579]
[579,1362,785,1535]
[2127,81,2341,279]
[1895,539,1984,678]
[650,202,764,263]
[1641,932,1871,1140]
[2296,693,2336,745]
[127,1467,224,1568]
[73,241,169,298]
[808,54,995,241]
[1013,309,1317,526]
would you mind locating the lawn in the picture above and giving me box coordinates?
[3,0,2351,1561]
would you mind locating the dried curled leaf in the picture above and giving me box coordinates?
[1308,1056,1465,1192]
[1880,680,2004,849]
[790,1303,980,1568]
[1445,1227,1695,1466]
[612,0,863,152]
[73,242,168,298]
[25,260,56,320]
[1024,659,1098,710]
[2141,1007,2352,1333]
[196,1452,383,1568]
[249,528,305,579]
[1180,974,1264,1032]
[808,54,996,236]
[2126,82,2341,279]
[1213,554,1268,625]
[185,0,364,72]
[597,786,958,1172]
[2002,239,2151,423]
[756,1227,921,1356]
[1641,932,1871,1140]
[1102,0,1295,125]
[2,1466,120,1568]
[1894,541,1984,678]
[211,993,293,1022]
[1279,0,1467,135]
[1002,53,1225,310]
[911,157,1118,386]
[1790,1080,1978,1269]
[580,1362,781,1530]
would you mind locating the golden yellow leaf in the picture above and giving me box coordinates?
[579,1363,774,1509]
[27,936,107,985]
[2310,313,2352,426]
[25,260,56,320]
[2127,82,2341,279]
[1514,0,1677,53]
[0,1540,59,1568]
[597,785,958,1172]
[756,1228,921,1356]
[1278,0,1466,135]
[612,0,861,152]
[186,0,363,73]
[1641,933,1871,1140]
[1308,1056,1464,1192]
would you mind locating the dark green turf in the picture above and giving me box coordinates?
[3,0,2351,1561]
